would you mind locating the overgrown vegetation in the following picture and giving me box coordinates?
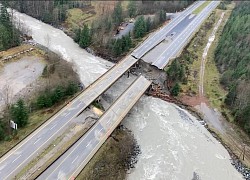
[69,1,192,59]
[215,2,250,134]
[0,82,79,143]
[74,24,91,48]
[7,0,91,26]
[193,1,210,15]
[133,12,166,39]
[35,83,78,109]
[77,127,140,180]
[110,34,132,56]
[10,99,29,128]
[7,0,193,59]
[164,11,216,96]
[0,3,20,51]
[0,49,80,150]
[137,0,193,15]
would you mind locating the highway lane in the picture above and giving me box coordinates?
[142,14,196,64]
[152,1,220,69]
[0,56,138,179]
[37,76,151,180]
[131,0,205,59]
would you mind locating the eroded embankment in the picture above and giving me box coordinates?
[76,126,140,180]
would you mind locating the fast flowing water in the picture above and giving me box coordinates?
[12,10,242,180]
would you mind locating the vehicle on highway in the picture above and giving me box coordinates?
[170,32,176,39]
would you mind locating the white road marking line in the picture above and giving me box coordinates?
[50,124,57,130]
[106,120,111,124]
[98,128,103,134]
[12,155,21,163]
[34,138,41,145]
[72,156,78,164]
[86,141,92,147]
[65,112,71,117]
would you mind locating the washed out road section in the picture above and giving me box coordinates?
[0,55,137,179]
[37,76,151,180]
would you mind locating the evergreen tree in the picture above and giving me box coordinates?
[74,28,81,43]
[159,10,166,23]
[113,39,122,56]
[0,3,20,50]
[127,0,136,18]
[112,2,123,25]
[134,16,146,38]
[0,123,5,140]
[66,82,78,95]
[36,94,47,108]
[171,83,180,96]
[79,24,91,48]
[214,1,250,134]
[51,86,65,103]
[146,17,151,32]
[0,3,11,27]
[10,99,28,128]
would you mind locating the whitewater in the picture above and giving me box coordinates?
[12,10,242,180]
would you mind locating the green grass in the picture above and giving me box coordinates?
[0,95,77,157]
[204,7,234,116]
[193,1,211,15]
[180,12,217,95]
[0,110,49,157]
[66,8,96,30]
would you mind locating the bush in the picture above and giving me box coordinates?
[66,82,79,95]
[35,82,79,109]
[10,99,29,128]
[171,83,180,96]
[0,123,5,141]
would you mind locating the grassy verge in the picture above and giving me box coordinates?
[177,3,235,121]
[0,94,78,157]
[193,1,211,15]
[180,11,217,95]
[204,5,234,117]
[0,44,81,157]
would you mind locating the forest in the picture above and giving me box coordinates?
[5,0,193,59]
[78,0,193,58]
[7,0,90,25]
[0,3,20,51]
[215,1,250,133]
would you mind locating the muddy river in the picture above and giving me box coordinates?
[12,10,242,180]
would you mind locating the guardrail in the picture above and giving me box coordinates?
[37,76,151,180]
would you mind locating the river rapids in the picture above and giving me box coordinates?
[12,10,242,180]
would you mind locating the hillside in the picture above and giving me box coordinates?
[215,1,250,133]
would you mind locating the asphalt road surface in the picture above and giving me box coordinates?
[142,14,196,64]
[114,22,135,39]
[131,1,205,59]
[37,76,151,180]
[0,56,138,179]
[152,1,220,69]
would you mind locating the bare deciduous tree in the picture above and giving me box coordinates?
[2,83,13,110]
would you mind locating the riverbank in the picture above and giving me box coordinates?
[173,2,250,179]
[76,125,140,180]
[0,43,80,157]
[132,2,250,178]
[10,6,243,179]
